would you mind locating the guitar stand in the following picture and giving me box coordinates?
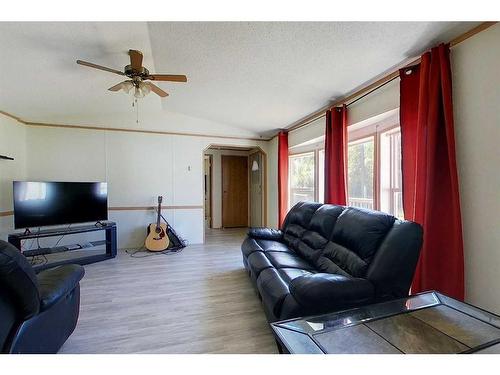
[156,210,187,251]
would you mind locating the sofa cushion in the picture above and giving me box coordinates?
[332,207,396,262]
[248,228,283,241]
[282,202,322,251]
[247,251,274,276]
[315,241,369,278]
[242,237,294,258]
[257,240,294,253]
[266,252,315,271]
[38,264,85,311]
[284,204,345,262]
[257,268,291,320]
[241,237,264,257]
[282,201,322,229]
[282,224,307,251]
[307,204,345,239]
[277,268,315,284]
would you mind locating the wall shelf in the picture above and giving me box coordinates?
[0,154,14,160]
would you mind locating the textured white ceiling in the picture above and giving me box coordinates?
[0,22,479,137]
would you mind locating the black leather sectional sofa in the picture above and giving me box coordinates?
[242,202,423,322]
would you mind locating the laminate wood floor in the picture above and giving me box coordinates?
[59,228,278,354]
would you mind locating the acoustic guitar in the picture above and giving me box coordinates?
[145,196,170,252]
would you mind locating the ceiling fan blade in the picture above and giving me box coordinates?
[147,83,169,97]
[129,50,143,71]
[108,81,127,91]
[146,74,188,82]
[76,60,125,76]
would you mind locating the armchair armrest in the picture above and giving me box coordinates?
[247,227,283,241]
[37,264,85,311]
[289,273,375,314]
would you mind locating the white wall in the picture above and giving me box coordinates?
[0,115,269,248]
[452,23,500,314]
[0,115,26,240]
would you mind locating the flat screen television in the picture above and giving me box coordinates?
[13,181,108,229]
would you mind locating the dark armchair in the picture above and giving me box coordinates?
[0,240,84,353]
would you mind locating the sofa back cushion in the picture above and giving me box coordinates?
[294,205,345,262]
[282,202,322,252]
[315,207,396,277]
[332,208,396,261]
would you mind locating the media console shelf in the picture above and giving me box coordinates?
[8,222,117,271]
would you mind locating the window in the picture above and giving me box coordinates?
[289,148,324,208]
[317,149,325,204]
[380,128,403,218]
[347,111,403,218]
[289,152,315,207]
[347,137,375,209]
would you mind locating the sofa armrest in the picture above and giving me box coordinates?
[37,264,85,311]
[247,227,283,241]
[289,273,375,314]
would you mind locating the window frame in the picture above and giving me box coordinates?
[347,134,377,209]
[379,126,403,217]
[288,147,324,207]
[348,119,400,212]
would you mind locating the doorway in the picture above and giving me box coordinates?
[203,145,266,233]
[222,155,248,228]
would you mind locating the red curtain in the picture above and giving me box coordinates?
[324,105,347,205]
[278,131,289,227]
[399,44,464,300]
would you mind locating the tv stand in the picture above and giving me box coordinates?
[8,222,117,272]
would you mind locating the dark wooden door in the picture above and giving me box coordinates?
[222,155,248,228]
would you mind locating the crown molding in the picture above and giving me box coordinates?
[0,110,271,142]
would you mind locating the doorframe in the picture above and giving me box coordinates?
[248,149,267,228]
[202,144,268,241]
[203,154,213,229]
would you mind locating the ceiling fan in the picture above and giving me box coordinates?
[76,49,187,98]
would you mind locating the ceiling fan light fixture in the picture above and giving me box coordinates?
[139,82,151,96]
[134,86,145,99]
[121,81,134,93]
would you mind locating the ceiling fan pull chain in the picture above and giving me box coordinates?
[136,99,140,125]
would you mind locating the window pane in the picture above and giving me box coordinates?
[380,128,404,218]
[347,137,374,210]
[318,149,325,203]
[289,153,315,207]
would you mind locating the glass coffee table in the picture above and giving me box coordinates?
[271,291,500,354]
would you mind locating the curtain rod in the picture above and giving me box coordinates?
[282,21,497,136]
[345,74,400,108]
